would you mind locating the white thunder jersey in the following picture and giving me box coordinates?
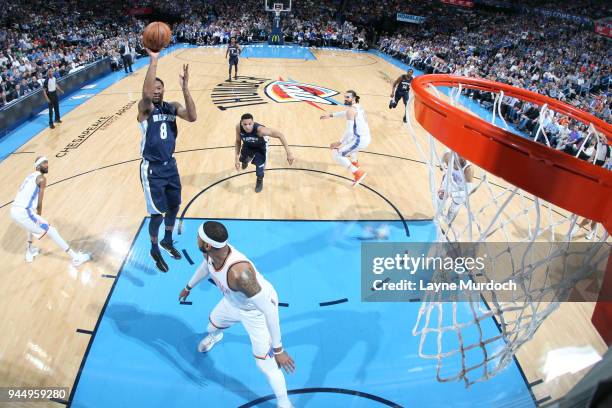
[444,168,468,204]
[13,172,41,209]
[352,103,371,145]
[208,245,272,311]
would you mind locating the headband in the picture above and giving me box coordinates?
[35,156,48,168]
[198,224,228,248]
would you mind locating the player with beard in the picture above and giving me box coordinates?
[320,90,370,186]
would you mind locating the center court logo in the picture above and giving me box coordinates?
[264,78,341,108]
[210,76,342,110]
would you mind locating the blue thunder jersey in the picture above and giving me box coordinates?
[228,44,240,58]
[139,102,178,162]
[398,75,412,93]
[240,122,266,148]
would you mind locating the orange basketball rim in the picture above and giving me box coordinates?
[410,74,612,344]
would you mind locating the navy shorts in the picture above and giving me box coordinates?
[394,91,409,106]
[229,57,239,66]
[240,144,267,177]
[140,158,181,215]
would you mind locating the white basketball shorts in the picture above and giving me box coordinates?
[208,288,279,359]
[10,207,50,239]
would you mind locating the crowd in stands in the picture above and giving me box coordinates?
[1,0,610,167]
[519,0,610,20]
[376,1,610,164]
[174,0,363,49]
[1,0,362,107]
[0,0,144,107]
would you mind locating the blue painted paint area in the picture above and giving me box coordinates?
[71,219,534,408]
[241,45,317,60]
[0,44,198,162]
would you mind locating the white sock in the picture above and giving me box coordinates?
[256,357,291,408]
[27,233,33,250]
[206,322,222,338]
[47,226,70,252]
[333,150,357,172]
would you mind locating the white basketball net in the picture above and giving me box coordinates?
[405,84,611,386]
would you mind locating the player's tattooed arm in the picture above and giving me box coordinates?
[228,262,262,297]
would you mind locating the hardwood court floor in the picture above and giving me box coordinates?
[0,46,607,406]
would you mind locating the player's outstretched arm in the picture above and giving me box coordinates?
[228,262,295,373]
[235,124,243,171]
[179,261,210,301]
[390,76,401,97]
[173,64,197,122]
[258,127,294,165]
[138,49,159,122]
[320,110,347,120]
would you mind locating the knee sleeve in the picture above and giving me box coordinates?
[164,205,179,228]
[256,357,291,407]
[256,355,278,375]
[47,226,70,252]
[149,214,164,238]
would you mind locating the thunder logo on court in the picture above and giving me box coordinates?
[264,78,341,108]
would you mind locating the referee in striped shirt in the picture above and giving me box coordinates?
[43,69,63,129]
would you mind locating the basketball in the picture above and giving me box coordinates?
[142,22,172,52]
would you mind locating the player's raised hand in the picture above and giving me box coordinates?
[179,64,189,90]
[179,288,191,302]
[146,48,160,60]
[274,351,295,373]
